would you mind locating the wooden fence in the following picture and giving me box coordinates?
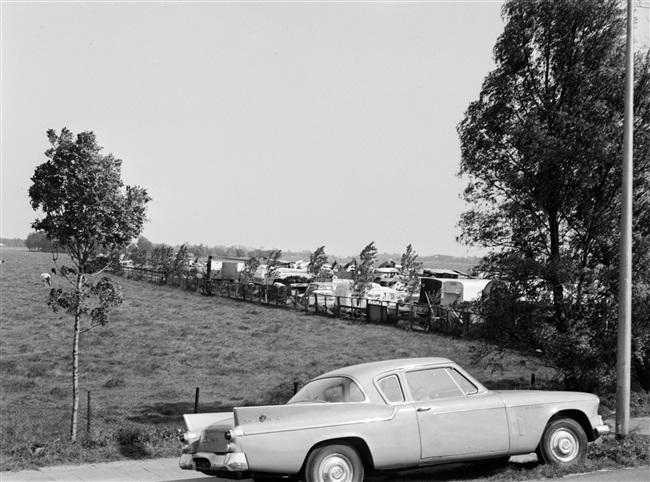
[119,267,480,336]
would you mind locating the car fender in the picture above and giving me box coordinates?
[184,412,233,434]
[497,390,601,453]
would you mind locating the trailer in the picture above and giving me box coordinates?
[419,277,491,306]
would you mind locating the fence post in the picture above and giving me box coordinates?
[87,390,91,436]
[294,382,299,395]
[194,387,200,414]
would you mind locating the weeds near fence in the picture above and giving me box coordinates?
[1,425,181,472]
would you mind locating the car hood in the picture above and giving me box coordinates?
[495,389,599,407]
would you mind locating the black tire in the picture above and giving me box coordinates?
[537,418,588,465]
[304,443,364,482]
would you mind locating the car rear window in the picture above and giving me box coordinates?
[288,376,366,403]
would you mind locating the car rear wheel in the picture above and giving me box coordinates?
[304,443,364,482]
[537,418,587,465]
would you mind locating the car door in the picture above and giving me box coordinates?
[405,367,509,459]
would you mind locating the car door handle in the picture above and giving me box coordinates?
[417,407,431,412]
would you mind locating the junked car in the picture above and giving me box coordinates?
[299,282,339,311]
[179,357,610,481]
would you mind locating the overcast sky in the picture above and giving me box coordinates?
[1,0,505,258]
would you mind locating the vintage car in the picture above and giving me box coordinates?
[179,357,610,481]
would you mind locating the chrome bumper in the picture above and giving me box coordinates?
[179,452,249,472]
[594,416,611,437]
[595,424,611,436]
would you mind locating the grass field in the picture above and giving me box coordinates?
[0,247,552,412]
[1,247,647,476]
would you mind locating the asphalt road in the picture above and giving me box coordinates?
[2,457,649,482]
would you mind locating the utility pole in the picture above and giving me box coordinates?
[615,0,635,439]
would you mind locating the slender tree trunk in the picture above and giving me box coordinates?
[71,310,80,442]
[70,274,84,442]
[548,211,566,331]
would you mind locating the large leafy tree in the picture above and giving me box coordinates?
[457,0,650,390]
[25,231,53,252]
[29,128,151,440]
[136,235,155,254]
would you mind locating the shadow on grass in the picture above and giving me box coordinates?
[117,442,150,459]
[125,401,236,425]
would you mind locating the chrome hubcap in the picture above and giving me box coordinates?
[319,454,353,482]
[550,429,579,462]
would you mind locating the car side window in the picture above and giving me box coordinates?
[406,368,464,401]
[446,368,478,395]
[377,375,405,403]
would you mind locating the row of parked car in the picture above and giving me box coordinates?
[298,279,405,311]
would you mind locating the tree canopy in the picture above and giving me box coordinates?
[353,242,378,297]
[30,128,151,265]
[457,0,650,390]
[308,246,329,279]
[25,231,54,252]
[400,244,423,301]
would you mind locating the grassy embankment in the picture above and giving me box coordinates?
[1,248,647,478]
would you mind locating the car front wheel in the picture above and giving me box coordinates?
[304,443,364,482]
[537,418,588,465]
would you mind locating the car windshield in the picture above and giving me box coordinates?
[288,376,366,404]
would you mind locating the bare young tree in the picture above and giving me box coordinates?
[29,128,150,440]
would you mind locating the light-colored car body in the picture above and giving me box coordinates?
[179,358,609,481]
[299,282,339,311]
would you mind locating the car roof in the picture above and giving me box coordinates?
[316,357,454,381]
[308,358,488,404]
